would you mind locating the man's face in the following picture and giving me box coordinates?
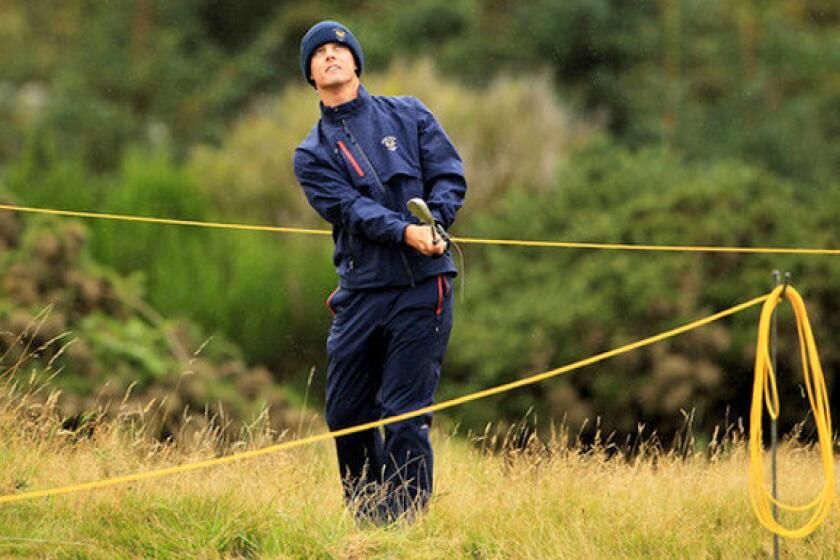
[310,42,357,89]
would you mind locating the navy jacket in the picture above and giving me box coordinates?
[294,84,466,290]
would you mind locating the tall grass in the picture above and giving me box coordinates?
[0,363,837,559]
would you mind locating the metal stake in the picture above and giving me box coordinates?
[770,270,781,560]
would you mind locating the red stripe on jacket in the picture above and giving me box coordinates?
[337,140,365,177]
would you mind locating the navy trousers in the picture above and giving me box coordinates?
[325,274,453,521]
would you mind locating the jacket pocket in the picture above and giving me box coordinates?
[383,159,425,213]
[378,151,421,185]
[336,140,380,199]
[337,140,365,178]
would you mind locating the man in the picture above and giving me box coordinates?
[293,20,466,523]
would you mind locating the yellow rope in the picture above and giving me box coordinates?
[451,236,840,255]
[748,285,835,539]
[0,293,769,505]
[0,204,332,237]
[2,201,837,538]
[1,203,839,255]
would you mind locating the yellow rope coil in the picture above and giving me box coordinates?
[749,284,835,538]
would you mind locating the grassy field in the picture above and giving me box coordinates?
[0,372,838,560]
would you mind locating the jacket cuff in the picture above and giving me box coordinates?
[430,209,447,229]
[391,220,411,245]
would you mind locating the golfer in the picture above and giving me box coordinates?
[293,20,466,523]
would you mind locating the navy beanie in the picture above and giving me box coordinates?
[300,20,364,88]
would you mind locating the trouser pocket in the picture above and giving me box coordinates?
[435,275,451,317]
[325,286,340,316]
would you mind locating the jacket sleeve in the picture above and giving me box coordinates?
[293,148,409,245]
[415,99,467,230]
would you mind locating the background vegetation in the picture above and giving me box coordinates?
[1,0,838,443]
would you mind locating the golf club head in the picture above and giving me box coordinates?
[407,198,436,226]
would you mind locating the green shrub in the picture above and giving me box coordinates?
[445,139,840,437]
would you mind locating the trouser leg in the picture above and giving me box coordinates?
[380,275,454,519]
[324,289,385,510]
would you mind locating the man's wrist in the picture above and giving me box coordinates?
[403,224,424,252]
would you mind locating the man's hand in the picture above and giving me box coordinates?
[404,224,446,257]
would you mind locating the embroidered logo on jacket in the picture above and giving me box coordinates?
[381,136,398,151]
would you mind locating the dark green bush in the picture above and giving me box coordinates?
[445,139,840,437]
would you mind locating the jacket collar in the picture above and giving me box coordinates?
[320,83,370,123]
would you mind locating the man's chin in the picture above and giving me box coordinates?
[317,76,355,91]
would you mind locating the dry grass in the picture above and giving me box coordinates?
[1,376,839,559]
[0,323,837,558]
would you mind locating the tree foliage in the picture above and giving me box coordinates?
[1,0,838,437]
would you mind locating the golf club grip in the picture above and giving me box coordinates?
[431,225,450,258]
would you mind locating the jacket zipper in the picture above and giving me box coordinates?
[341,117,415,287]
[340,119,385,194]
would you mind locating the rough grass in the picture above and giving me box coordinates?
[0,367,838,560]
[0,323,836,559]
